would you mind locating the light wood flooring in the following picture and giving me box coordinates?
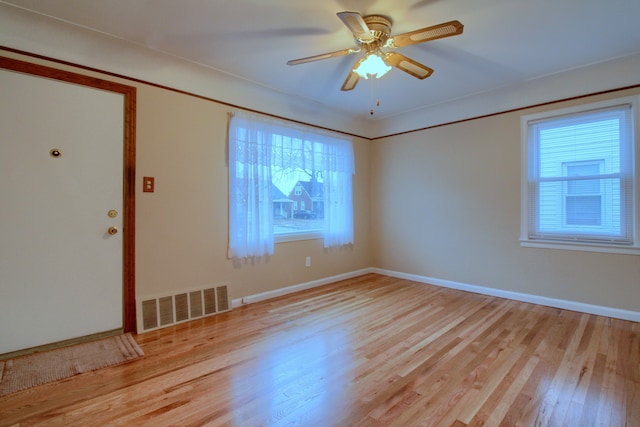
[1,273,638,426]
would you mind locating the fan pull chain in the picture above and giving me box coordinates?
[369,77,381,116]
[369,78,374,115]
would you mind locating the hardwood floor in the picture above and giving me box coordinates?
[1,273,638,426]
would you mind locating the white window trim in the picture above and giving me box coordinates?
[275,231,322,243]
[520,96,640,255]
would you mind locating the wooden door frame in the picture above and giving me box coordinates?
[0,56,137,333]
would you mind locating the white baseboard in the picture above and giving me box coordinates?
[371,268,640,322]
[232,267,639,322]
[231,268,375,308]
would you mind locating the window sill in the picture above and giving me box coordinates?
[520,239,640,255]
[275,231,322,244]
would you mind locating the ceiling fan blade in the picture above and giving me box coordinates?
[341,69,360,91]
[337,11,375,42]
[387,20,463,48]
[384,52,434,79]
[287,47,360,65]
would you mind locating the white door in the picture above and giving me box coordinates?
[0,68,124,354]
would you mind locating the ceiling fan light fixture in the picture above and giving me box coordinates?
[354,51,391,79]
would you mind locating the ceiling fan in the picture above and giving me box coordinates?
[287,11,463,91]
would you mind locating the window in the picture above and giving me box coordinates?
[521,97,639,254]
[227,111,354,258]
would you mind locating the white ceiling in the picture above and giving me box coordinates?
[2,0,640,129]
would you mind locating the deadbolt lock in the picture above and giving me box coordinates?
[108,210,118,218]
[108,226,118,235]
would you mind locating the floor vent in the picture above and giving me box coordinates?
[137,283,231,332]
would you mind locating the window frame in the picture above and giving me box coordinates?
[520,96,640,255]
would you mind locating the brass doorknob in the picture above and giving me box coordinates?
[108,226,118,235]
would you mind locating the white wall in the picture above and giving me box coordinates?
[371,53,640,137]
[0,3,373,138]
[1,3,638,323]
[371,89,640,313]
[0,49,372,317]
[4,2,640,140]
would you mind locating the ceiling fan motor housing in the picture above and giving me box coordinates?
[361,15,392,45]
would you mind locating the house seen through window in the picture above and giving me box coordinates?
[273,171,324,236]
[563,161,603,226]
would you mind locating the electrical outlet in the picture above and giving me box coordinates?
[305,256,311,267]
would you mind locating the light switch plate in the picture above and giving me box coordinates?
[143,176,155,193]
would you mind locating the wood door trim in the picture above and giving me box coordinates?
[0,56,137,333]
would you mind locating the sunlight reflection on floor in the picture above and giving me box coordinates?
[232,326,354,425]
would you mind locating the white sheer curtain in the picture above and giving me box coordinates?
[227,112,275,258]
[227,111,354,258]
[322,138,354,247]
